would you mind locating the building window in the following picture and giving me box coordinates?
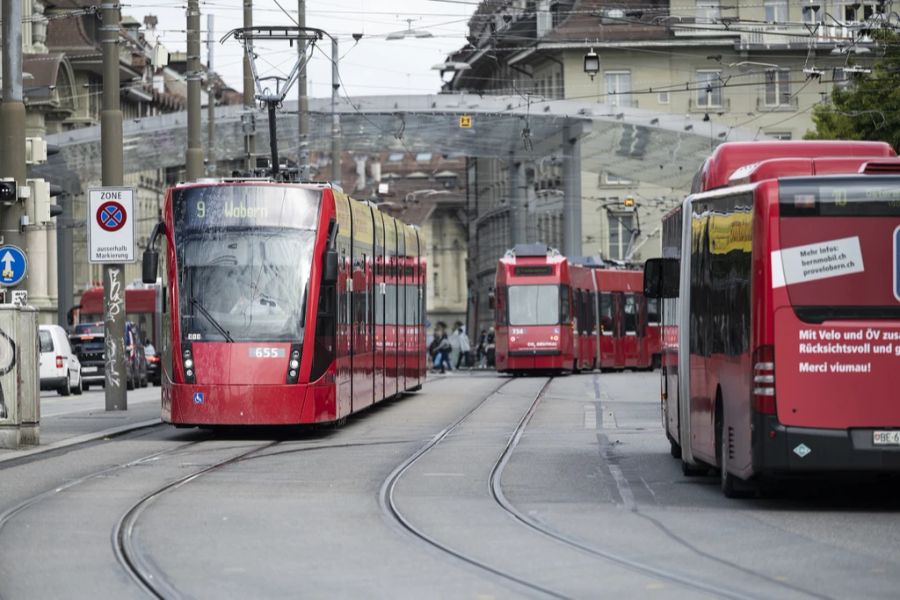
[605,71,633,108]
[766,131,792,140]
[608,212,635,261]
[433,271,439,296]
[696,0,721,23]
[416,152,432,162]
[657,91,670,104]
[764,0,788,22]
[802,3,823,24]
[603,172,633,186]
[695,70,723,108]
[765,69,791,106]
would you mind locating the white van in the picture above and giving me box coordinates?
[39,324,82,396]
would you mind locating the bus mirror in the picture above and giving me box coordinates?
[323,250,338,285]
[142,250,159,284]
[644,258,679,299]
[488,291,495,309]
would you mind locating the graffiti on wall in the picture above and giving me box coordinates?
[105,267,122,389]
[0,328,17,419]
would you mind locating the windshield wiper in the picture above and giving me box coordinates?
[190,298,234,343]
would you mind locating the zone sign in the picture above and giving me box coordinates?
[88,187,136,264]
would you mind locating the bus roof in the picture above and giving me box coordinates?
[693,141,896,193]
[729,157,900,186]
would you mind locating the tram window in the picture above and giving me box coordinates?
[647,297,660,324]
[560,285,571,324]
[624,294,637,333]
[599,293,612,332]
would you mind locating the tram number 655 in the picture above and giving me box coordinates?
[249,347,285,358]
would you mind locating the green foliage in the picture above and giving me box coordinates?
[806,31,900,150]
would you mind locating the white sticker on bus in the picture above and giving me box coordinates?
[771,236,864,289]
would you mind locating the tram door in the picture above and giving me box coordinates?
[374,212,386,403]
[612,292,627,368]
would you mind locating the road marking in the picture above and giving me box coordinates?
[583,405,597,429]
[422,472,465,477]
[0,418,161,464]
[608,463,635,510]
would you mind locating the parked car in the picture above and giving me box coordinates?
[70,321,148,391]
[39,324,82,396]
[144,342,160,386]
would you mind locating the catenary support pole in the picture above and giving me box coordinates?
[297,0,310,180]
[331,37,341,185]
[101,1,127,410]
[206,14,216,177]
[56,195,73,328]
[508,156,527,247]
[243,0,256,172]
[185,0,203,180]
[0,0,26,253]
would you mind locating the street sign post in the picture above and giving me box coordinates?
[88,187,136,264]
[0,245,27,287]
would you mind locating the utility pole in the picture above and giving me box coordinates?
[207,14,216,177]
[243,0,256,172]
[186,0,203,180]
[0,0,26,252]
[331,37,341,185]
[101,1,127,411]
[297,0,309,180]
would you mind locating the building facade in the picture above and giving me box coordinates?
[445,0,874,331]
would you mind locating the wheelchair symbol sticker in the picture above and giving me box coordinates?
[193,392,205,405]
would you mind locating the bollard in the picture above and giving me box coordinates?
[0,305,38,448]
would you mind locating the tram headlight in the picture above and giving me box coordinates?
[186,369,194,378]
[285,343,302,384]
[289,370,297,378]
[290,359,300,370]
[184,358,194,369]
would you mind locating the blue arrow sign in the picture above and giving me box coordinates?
[0,245,26,287]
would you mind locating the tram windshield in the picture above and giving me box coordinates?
[173,185,321,342]
[508,284,561,326]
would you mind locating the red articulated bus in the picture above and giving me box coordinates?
[142,181,426,427]
[79,284,163,347]
[646,141,900,496]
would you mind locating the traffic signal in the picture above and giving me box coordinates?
[0,181,16,203]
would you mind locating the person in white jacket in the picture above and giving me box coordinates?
[454,322,472,369]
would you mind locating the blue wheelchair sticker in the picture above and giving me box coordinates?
[193,392,205,405]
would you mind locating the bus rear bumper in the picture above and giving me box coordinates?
[754,415,900,474]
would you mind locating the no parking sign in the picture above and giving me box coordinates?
[88,187,135,263]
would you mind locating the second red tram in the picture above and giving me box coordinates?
[493,244,654,374]
[143,181,426,426]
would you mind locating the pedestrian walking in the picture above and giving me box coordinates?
[455,322,471,369]
[485,327,496,368]
[437,332,452,373]
[476,329,487,367]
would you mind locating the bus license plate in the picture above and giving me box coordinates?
[873,431,900,446]
[82,366,98,373]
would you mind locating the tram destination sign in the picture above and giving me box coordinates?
[88,187,135,264]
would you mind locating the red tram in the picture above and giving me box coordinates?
[142,181,426,426]
[493,244,654,374]
[79,284,162,347]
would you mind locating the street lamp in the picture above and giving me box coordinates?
[583,48,600,80]
[386,18,434,40]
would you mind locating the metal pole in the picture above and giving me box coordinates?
[508,156,526,246]
[243,0,256,172]
[101,1,127,410]
[56,195,73,328]
[562,121,582,257]
[331,37,341,185]
[206,14,216,177]
[185,0,203,180]
[297,0,309,180]
[0,0,26,252]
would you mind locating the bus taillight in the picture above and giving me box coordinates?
[752,345,776,414]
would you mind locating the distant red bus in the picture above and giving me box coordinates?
[648,144,900,496]
[79,285,162,347]
[595,268,651,370]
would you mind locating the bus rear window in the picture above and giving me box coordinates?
[778,177,900,320]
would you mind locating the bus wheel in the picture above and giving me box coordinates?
[681,460,707,477]
[667,434,682,459]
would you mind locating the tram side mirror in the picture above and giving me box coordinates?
[142,250,159,285]
[323,250,338,285]
[643,258,679,299]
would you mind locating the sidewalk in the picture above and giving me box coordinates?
[0,386,162,464]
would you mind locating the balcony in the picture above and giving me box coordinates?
[756,96,800,112]
[688,97,730,113]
